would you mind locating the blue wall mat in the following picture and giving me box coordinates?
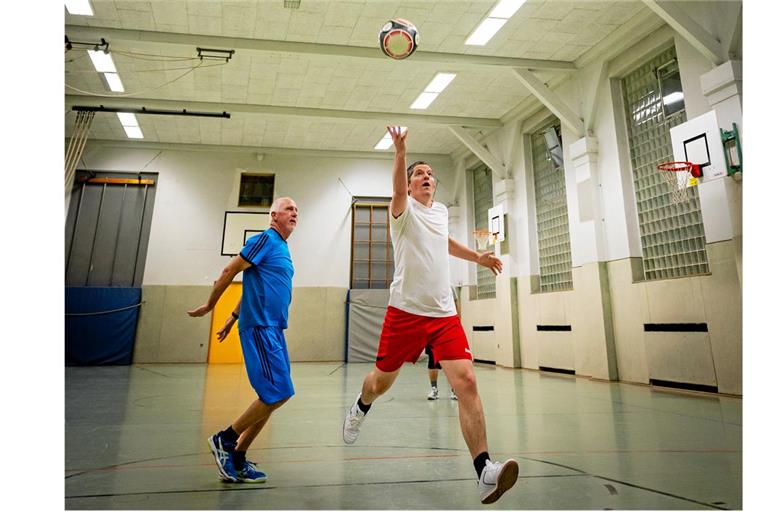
[65,287,142,365]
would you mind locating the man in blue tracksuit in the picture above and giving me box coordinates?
[188,197,298,483]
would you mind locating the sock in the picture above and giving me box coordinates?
[220,426,239,449]
[232,450,246,471]
[430,380,438,388]
[357,396,372,414]
[473,452,491,479]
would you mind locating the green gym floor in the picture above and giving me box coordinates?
[65,362,742,509]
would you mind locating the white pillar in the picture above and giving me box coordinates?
[490,178,522,367]
[567,136,618,380]
[700,60,742,285]
[568,136,606,264]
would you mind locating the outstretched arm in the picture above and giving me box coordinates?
[388,126,409,219]
[448,236,503,275]
[187,256,251,317]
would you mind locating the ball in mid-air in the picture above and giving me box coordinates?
[379,18,419,60]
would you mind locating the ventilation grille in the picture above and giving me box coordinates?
[644,323,708,332]
[537,325,572,331]
[539,366,576,375]
[650,379,717,393]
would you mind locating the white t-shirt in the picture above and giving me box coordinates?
[388,196,457,317]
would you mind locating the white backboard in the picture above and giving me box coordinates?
[221,211,270,256]
[488,204,505,242]
[669,110,727,187]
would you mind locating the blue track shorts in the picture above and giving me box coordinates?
[239,326,295,405]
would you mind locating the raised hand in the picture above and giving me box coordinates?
[477,251,503,275]
[387,125,408,153]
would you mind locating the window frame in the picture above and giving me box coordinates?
[350,199,394,289]
[237,173,275,208]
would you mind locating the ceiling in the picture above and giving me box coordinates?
[64,0,656,158]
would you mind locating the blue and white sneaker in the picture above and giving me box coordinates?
[208,433,238,483]
[236,462,267,483]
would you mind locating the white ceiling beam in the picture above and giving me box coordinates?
[65,95,503,128]
[640,0,725,65]
[84,138,450,160]
[448,126,506,179]
[583,60,609,134]
[451,156,466,207]
[509,68,584,136]
[65,24,576,71]
[727,3,742,59]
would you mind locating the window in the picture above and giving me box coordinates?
[238,173,274,207]
[621,46,709,280]
[471,164,496,299]
[531,118,573,292]
[351,199,394,289]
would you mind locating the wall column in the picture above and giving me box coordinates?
[700,59,742,286]
[568,137,618,380]
[492,178,521,368]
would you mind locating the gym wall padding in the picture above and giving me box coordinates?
[346,289,390,362]
[65,287,142,365]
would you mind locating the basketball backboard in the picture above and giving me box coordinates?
[488,204,505,242]
[669,110,727,187]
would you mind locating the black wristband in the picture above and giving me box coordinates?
[231,311,239,319]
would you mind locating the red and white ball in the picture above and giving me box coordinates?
[379,18,419,60]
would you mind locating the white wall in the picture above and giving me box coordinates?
[80,146,453,287]
[450,1,742,392]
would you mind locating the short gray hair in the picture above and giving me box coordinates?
[269,197,286,213]
[269,197,290,214]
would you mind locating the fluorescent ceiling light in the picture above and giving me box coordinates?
[424,73,456,94]
[117,112,142,139]
[88,50,116,73]
[117,112,138,126]
[375,134,393,150]
[103,72,124,92]
[489,0,526,19]
[374,127,407,150]
[662,92,684,105]
[65,0,94,16]
[123,126,144,139]
[410,92,439,110]
[465,17,508,46]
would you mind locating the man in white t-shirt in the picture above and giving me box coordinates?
[342,126,519,505]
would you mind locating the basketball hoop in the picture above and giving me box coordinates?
[656,161,700,204]
[473,229,494,251]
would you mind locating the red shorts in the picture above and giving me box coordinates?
[375,306,472,372]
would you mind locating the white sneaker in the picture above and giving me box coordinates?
[450,389,458,400]
[478,459,519,504]
[427,386,439,400]
[343,393,367,444]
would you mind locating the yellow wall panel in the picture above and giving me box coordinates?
[207,282,244,363]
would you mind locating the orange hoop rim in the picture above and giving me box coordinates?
[657,161,695,172]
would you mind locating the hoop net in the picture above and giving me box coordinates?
[656,161,693,204]
[473,229,494,251]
